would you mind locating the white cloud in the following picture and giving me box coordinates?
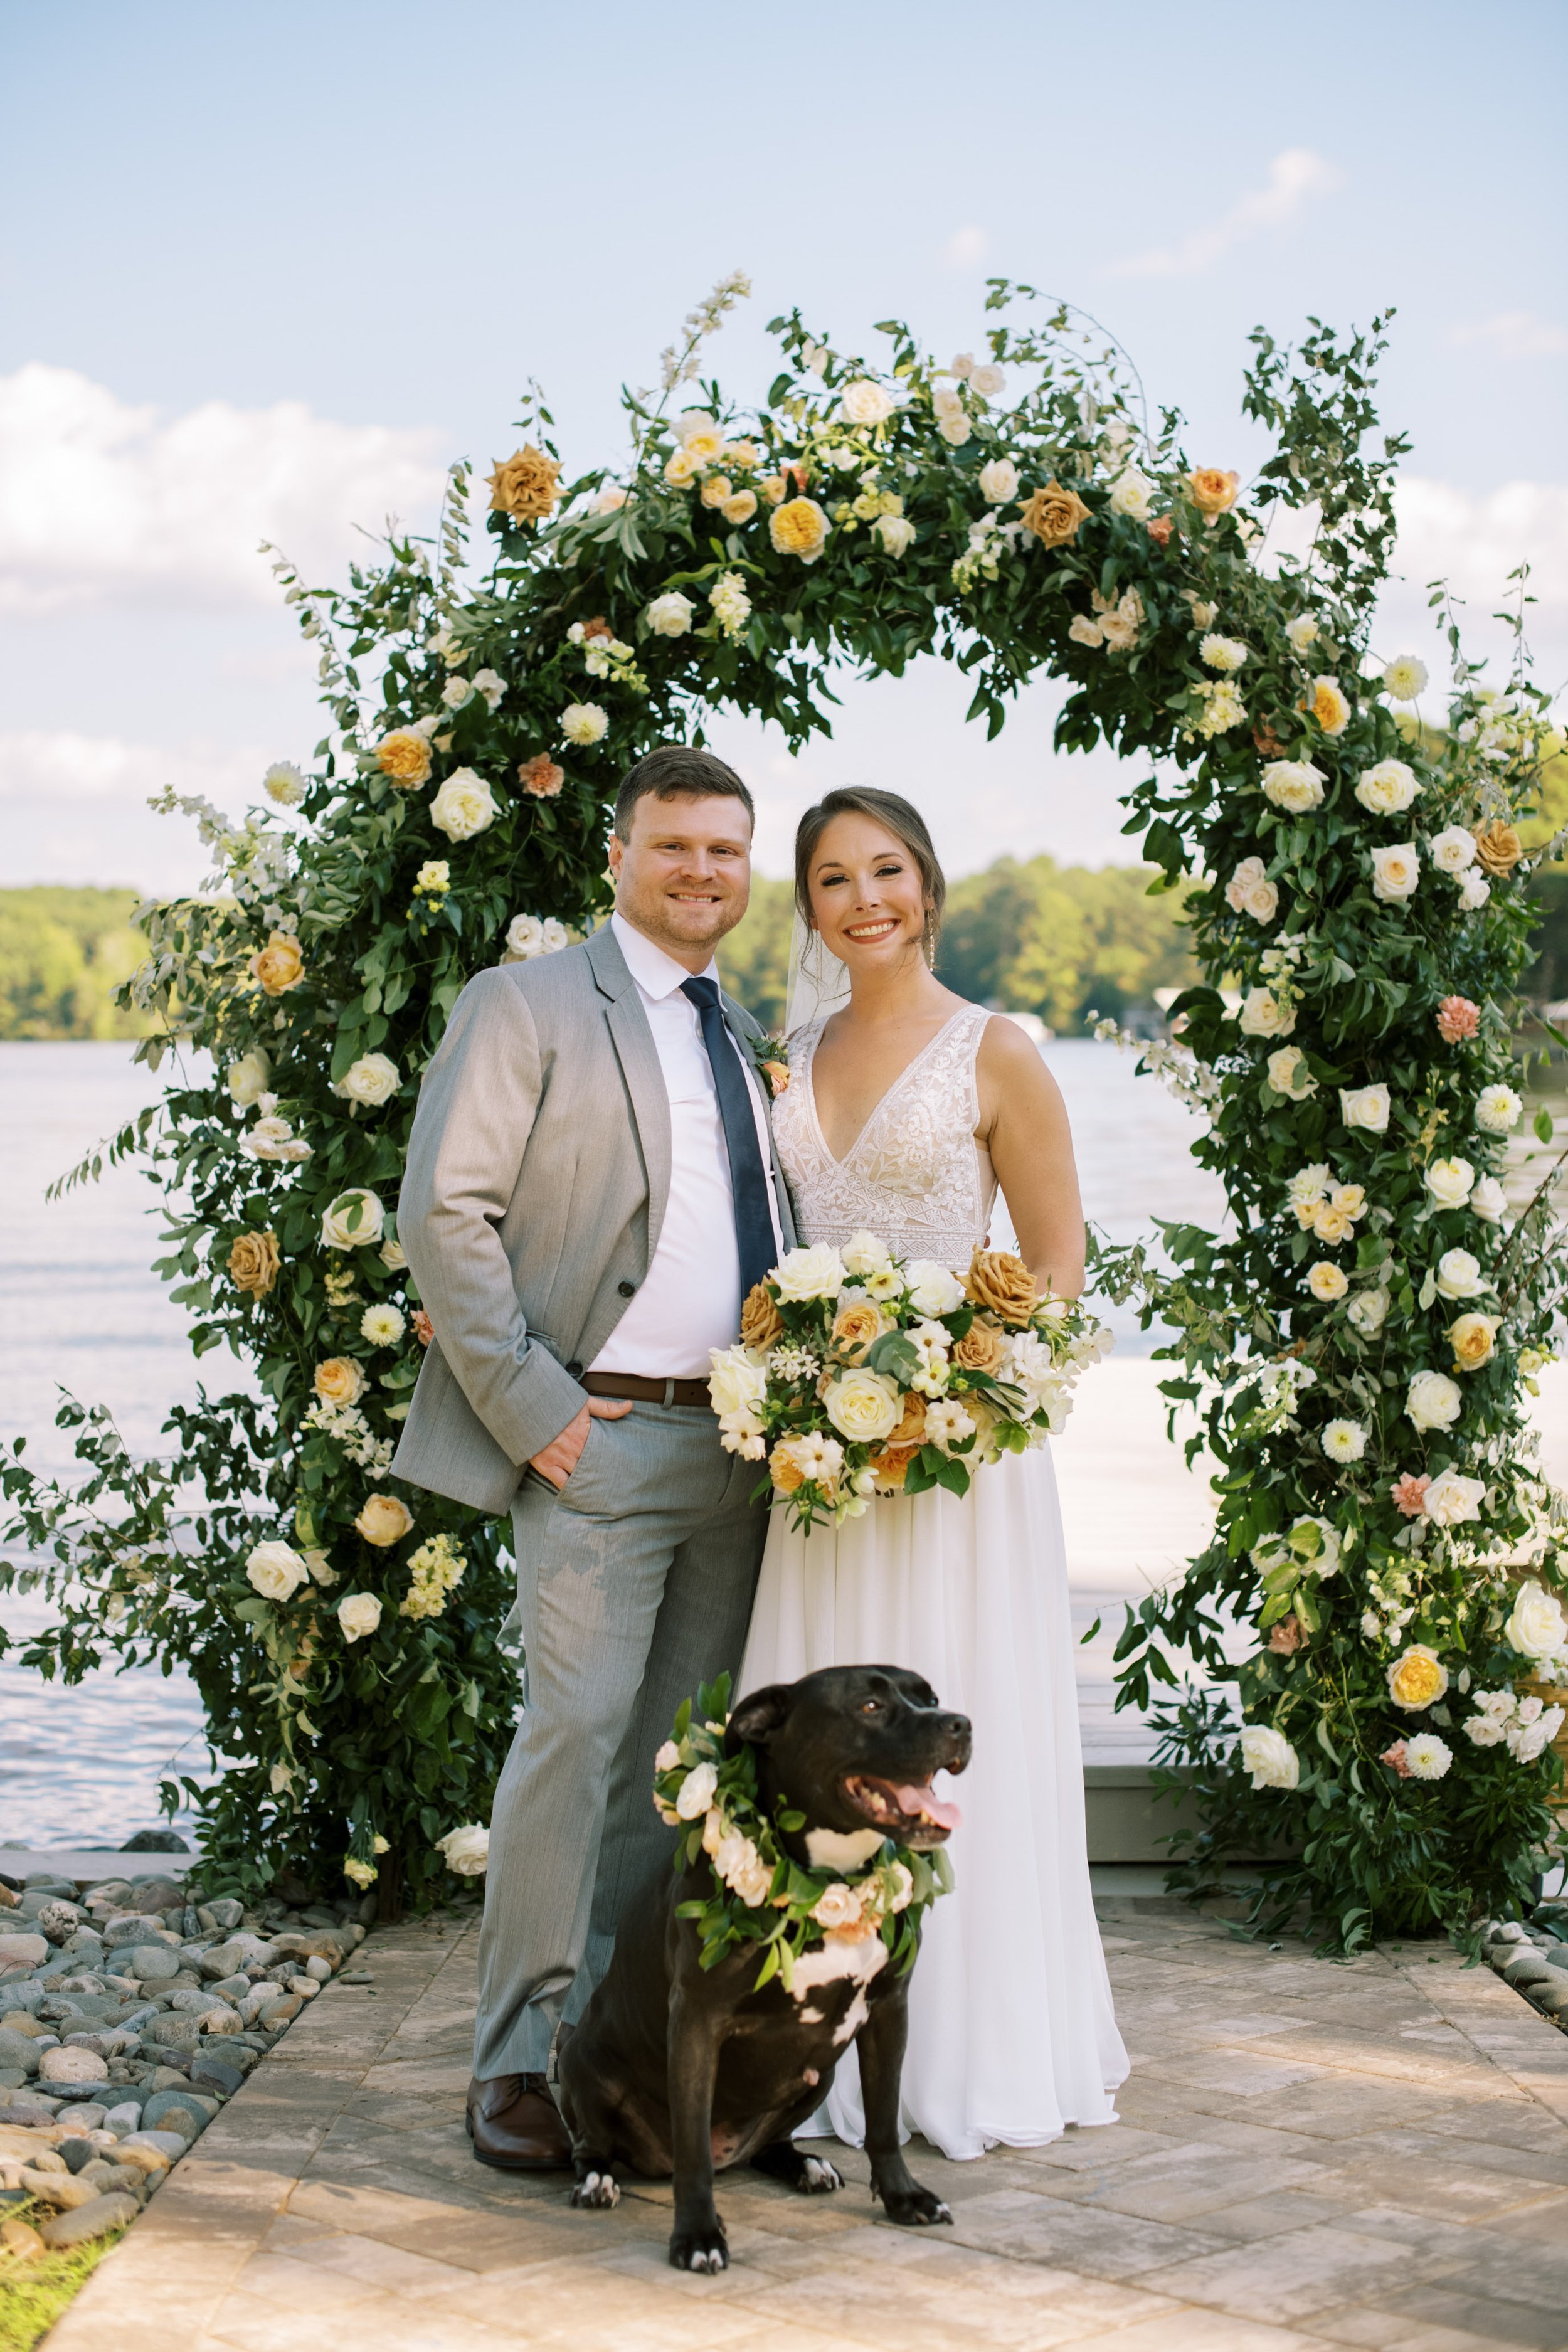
[0,728,262,803]
[0,365,448,615]
[1448,311,1568,359]
[940,225,989,270]
[1110,149,1343,279]
[0,729,275,889]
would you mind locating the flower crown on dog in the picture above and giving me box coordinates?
[654,1673,953,1991]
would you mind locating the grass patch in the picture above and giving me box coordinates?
[0,2200,130,2352]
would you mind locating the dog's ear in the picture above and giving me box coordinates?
[727,1683,794,1751]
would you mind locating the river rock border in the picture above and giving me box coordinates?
[0,1863,371,2253]
[1483,1915,1568,2028]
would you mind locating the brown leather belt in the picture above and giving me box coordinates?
[581,1370,712,1409]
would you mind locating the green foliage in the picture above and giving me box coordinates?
[717,876,797,1030]
[0,2199,129,2352]
[2,282,1562,1939]
[940,857,1199,1032]
[0,889,157,1040]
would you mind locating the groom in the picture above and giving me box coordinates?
[394,743,791,2169]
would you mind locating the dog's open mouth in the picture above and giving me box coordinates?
[843,1774,963,1846]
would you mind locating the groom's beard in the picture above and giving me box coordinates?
[617,879,748,960]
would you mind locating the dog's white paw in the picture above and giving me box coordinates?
[569,2170,620,2210]
[799,2156,843,2193]
[687,2245,727,2273]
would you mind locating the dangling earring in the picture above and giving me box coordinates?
[924,911,937,971]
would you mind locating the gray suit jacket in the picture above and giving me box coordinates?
[391,921,795,1514]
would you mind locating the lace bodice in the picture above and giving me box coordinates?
[773,1004,997,1266]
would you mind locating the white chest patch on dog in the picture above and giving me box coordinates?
[788,1935,888,2043]
[804,1826,886,1872]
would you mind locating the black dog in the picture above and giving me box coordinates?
[556,1663,972,2272]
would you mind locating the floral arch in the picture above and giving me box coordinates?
[7,277,1564,1942]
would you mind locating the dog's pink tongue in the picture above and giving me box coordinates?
[894,1783,962,1831]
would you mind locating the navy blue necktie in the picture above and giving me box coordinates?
[681,977,776,1300]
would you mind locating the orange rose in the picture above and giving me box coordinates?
[1253,718,1286,758]
[965,1248,1038,1325]
[768,1444,807,1495]
[1189,468,1239,519]
[250,932,305,996]
[740,1282,784,1350]
[1147,515,1174,549]
[887,1392,927,1449]
[1472,819,1522,877]
[487,443,561,522]
[1017,480,1091,548]
[760,1061,791,1097]
[951,1318,1005,1374]
[374,729,433,788]
[228,1229,281,1298]
[830,1302,885,1363]
[519,753,565,798]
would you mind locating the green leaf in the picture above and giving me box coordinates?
[1535,1106,1554,1144]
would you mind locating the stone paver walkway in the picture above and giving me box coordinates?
[42,1893,1568,2352]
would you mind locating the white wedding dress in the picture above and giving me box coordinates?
[739,1003,1128,2161]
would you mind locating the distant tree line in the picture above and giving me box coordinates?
[0,889,155,1040]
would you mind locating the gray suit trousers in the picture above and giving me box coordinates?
[473,1400,767,2078]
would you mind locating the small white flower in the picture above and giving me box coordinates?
[646,591,695,637]
[1382,655,1429,701]
[1261,760,1327,813]
[1287,1163,1332,1217]
[1429,825,1478,876]
[263,761,306,806]
[1470,1175,1507,1223]
[1406,1369,1462,1431]
[1475,1084,1523,1134]
[1424,1156,1475,1210]
[1434,1246,1485,1299]
[1340,1084,1391,1133]
[336,1591,383,1643]
[1200,633,1249,673]
[561,702,609,747]
[923,1397,977,1454]
[1285,615,1319,653]
[1239,1724,1299,1790]
[840,1230,893,1279]
[361,1303,406,1348]
[1370,844,1421,902]
[1321,1418,1367,1463]
[1403,1732,1451,1779]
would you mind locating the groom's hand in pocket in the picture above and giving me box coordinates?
[529,1395,633,1490]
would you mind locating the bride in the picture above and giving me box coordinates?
[739,785,1128,2163]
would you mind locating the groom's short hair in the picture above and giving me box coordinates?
[612,744,755,840]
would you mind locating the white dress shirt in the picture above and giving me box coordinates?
[590,913,783,1379]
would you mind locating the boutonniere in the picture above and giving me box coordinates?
[757,1034,791,1097]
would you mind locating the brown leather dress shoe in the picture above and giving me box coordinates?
[465,2072,571,2169]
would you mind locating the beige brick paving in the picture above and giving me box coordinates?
[43,1900,1568,2352]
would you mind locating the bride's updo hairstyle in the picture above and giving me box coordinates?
[793,787,948,953]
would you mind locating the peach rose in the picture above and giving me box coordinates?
[228,1229,281,1298]
[1268,1614,1305,1655]
[250,932,305,996]
[951,1318,1005,1374]
[887,1392,928,1449]
[1389,1473,1430,1518]
[740,1282,784,1349]
[831,1301,886,1362]
[1473,819,1522,877]
[869,1443,920,1491]
[519,753,565,798]
[355,1494,414,1548]
[1017,480,1091,548]
[1147,515,1174,549]
[487,443,561,522]
[375,729,433,787]
[965,1247,1038,1325]
[1436,995,1480,1042]
[768,1443,807,1495]
[1380,1740,1412,1779]
[314,1356,367,1406]
[760,1060,790,1096]
[411,1308,435,1347]
[1189,468,1240,519]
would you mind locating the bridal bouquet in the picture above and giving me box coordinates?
[709,1234,1112,1533]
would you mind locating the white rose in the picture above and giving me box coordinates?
[1458,871,1491,911]
[336,1592,383,1643]
[707,1344,768,1420]
[646,592,695,637]
[1505,1581,1567,1659]
[839,379,896,426]
[1422,1468,1487,1527]
[969,364,1006,398]
[1267,1047,1318,1100]
[1239,987,1295,1039]
[241,1113,310,1164]
[1423,1156,1475,1209]
[937,412,972,447]
[1261,760,1327,812]
[841,1231,893,1278]
[1225,856,1278,923]
[1406,1369,1462,1431]
[470,669,506,712]
[1370,844,1421,903]
[1354,760,1421,816]
[1469,1175,1506,1222]
[430,768,499,842]
[1347,1288,1390,1336]
[773,1244,847,1302]
[904,1261,967,1316]
[227,1048,272,1106]
[1404,1733,1452,1781]
[1108,469,1155,521]
[245,1540,309,1602]
[874,513,916,556]
[440,674,472,709]
[977,457,1019,504]
[654,1740,681,1772]
[676,1760,718,1820]
[334,1053,400,1108]
[824,1370,901,1444]
[1340,1084,1391,1133]
[561,702,608,746]
[1434,1246,1485,1299]
[1285,615,1319,652]
[379,1236,408,1272]
[1239,1725,1300,1791]
[1429,825,1477,876]
[435,1824,489,1874]
[1475,1085,1522,1135]
[320,1188,386,1250]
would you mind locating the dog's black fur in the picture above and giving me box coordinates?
[556,1664,972,2272]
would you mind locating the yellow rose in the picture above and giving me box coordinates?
[768,1443,807,1495]
[314,1356,368,1406]
[1306,676,1352,736]
[830,1302,886,1363]
[758,474,789,506]
[374,729,433,788]
[721,490,758,526]
[740,1281,783,1349]
[228,1228,281,1298]
[1387,1645,1448,1711]
[699,475,733,509]
[1017,480,1091,548]
[1188,467,1240,518]
[250,932,305,996]
[1472,819,1522,877]
[951,1318,1005,1374]
[664,447,701,487]
[965,1248,1038,1325]
[354,1494,414,1548]
[1311,1204,1355,1246]
[487,443,560,521]
[1449,1312,1499,1371]
[769,497,830,563]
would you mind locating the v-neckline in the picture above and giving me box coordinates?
[804,1006,974,1169]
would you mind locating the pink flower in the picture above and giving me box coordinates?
[1268,1614,1306,1655]
[518,753,565,798]
[1390,1473,1431,1518]
[1380,1740,1412,1779]
[1147,516,1174,549]
[411,1308,435,1348]
[1436,995,1480,1043]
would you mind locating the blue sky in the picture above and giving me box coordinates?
[2,0,1564,889]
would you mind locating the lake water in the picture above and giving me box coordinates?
[1,1036,1225,1848]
